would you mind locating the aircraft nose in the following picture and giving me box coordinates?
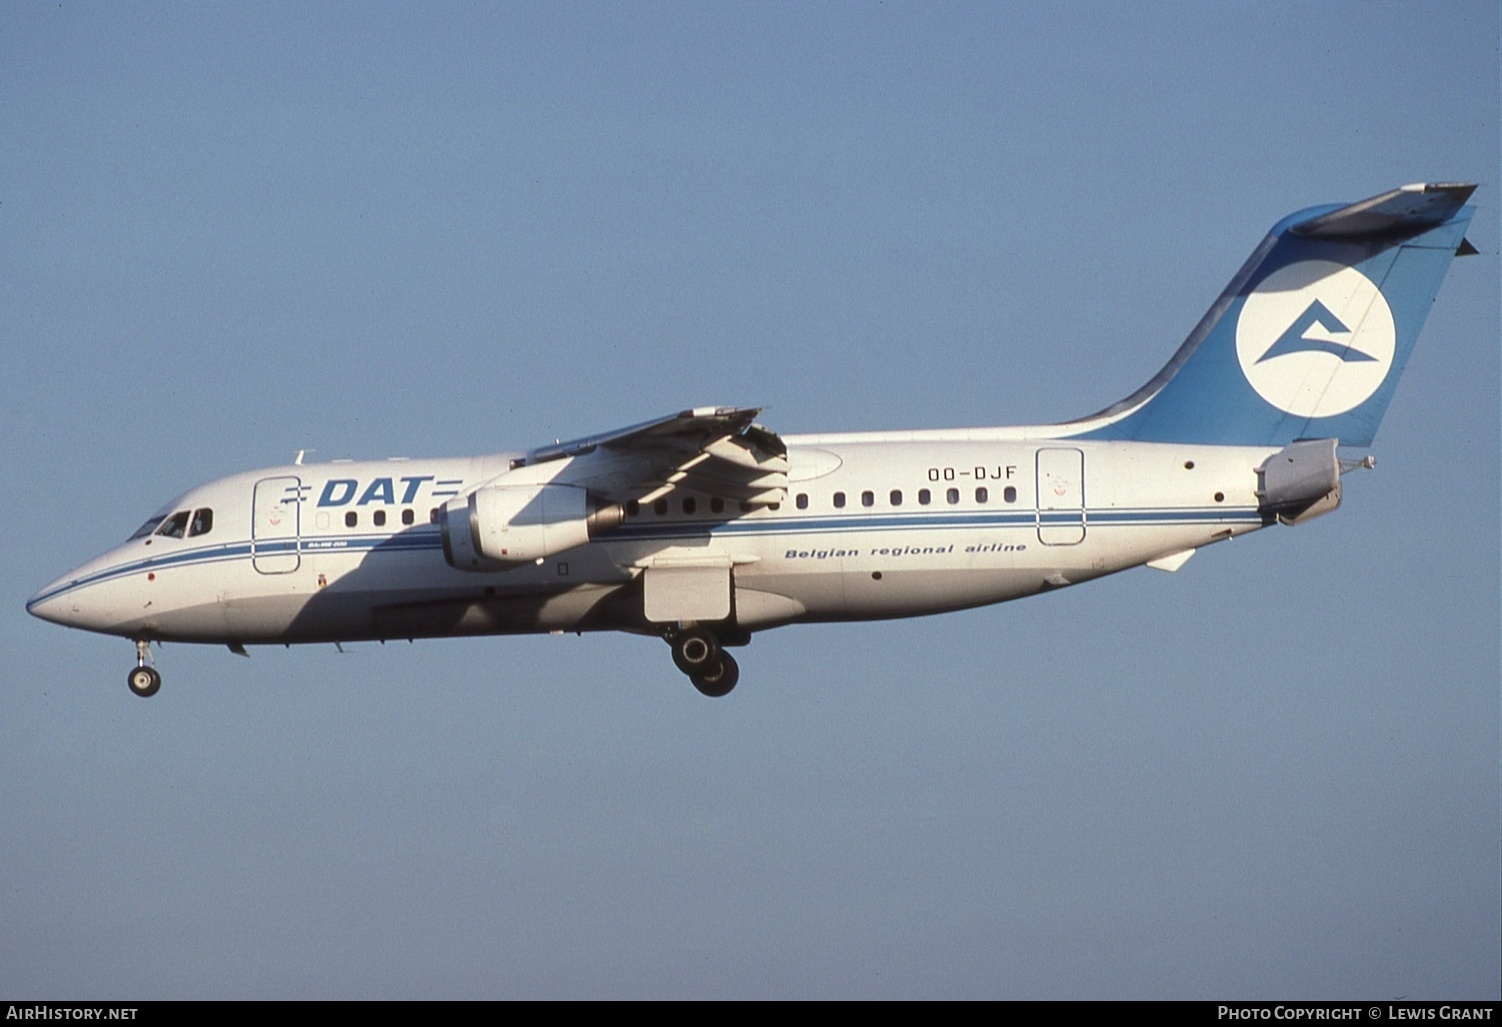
[28,545,164,637]
[27,559,127,633]
[27,574,85,627]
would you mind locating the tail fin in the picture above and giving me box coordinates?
[1063,183,1477,447]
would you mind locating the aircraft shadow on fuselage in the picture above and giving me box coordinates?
[276,518,725,645]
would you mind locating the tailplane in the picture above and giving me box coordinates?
[1062,183,1477,447]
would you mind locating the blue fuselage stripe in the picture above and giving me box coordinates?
[31,507,1263,606]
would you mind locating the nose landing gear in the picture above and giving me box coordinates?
[127,640,161,698]
[667,626,740,698]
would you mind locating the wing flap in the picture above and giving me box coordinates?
[525,406,789,509]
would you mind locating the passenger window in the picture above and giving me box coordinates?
[154,511,190,539]
[833,492,846,509]
[188,509,214,537]
[626,500,640,517]
[889,490,902,507]
[402,508,415,525]
[1004,486,1017,503]
[946,488,960,504]
[710,497,724,514]
[374,510,386,527]
[976,487,989,503]
[429,508,438,524]
[796,493,808,510]
[861,491,874,507]
[918,489,931,506]
[345,511,357,528]
[683,498,697,515]
[654,499,668,516]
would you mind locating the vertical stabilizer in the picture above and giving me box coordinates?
[1060,183,1476,447]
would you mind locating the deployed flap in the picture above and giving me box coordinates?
[525,407,789,507]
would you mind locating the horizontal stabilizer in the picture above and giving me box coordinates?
[1291,182,1476,238]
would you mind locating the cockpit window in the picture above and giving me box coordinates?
[188,508,214,537]
[154,510,190,539]
[129,517,162,540]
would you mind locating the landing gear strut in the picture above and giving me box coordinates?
[667,626,740,697]
[127,640,160,698]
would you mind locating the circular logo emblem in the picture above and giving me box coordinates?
[1235,260,1395,418]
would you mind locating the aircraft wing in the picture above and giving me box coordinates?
[526,406,789,506]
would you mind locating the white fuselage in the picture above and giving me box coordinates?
[27,431,1276,647]
[28,183,1472,700]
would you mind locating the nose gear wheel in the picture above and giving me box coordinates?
[128,639,161,698]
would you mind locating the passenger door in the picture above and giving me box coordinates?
[1036,448,1085,546]
[252,476,302,574]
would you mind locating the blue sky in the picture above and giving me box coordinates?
[2,1,1497,999]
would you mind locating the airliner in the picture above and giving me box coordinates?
[27,183,1478,697]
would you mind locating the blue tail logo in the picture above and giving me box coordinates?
[1235,260,1395,418]
[1255,300,1376,364]
[1059,183,1474,448]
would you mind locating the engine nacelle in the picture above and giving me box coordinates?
[440,484,624,571]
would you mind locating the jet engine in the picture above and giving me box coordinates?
[440,484,625,570]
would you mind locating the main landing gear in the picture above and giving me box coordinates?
[127,639,161,698]
[667,626,740,698]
